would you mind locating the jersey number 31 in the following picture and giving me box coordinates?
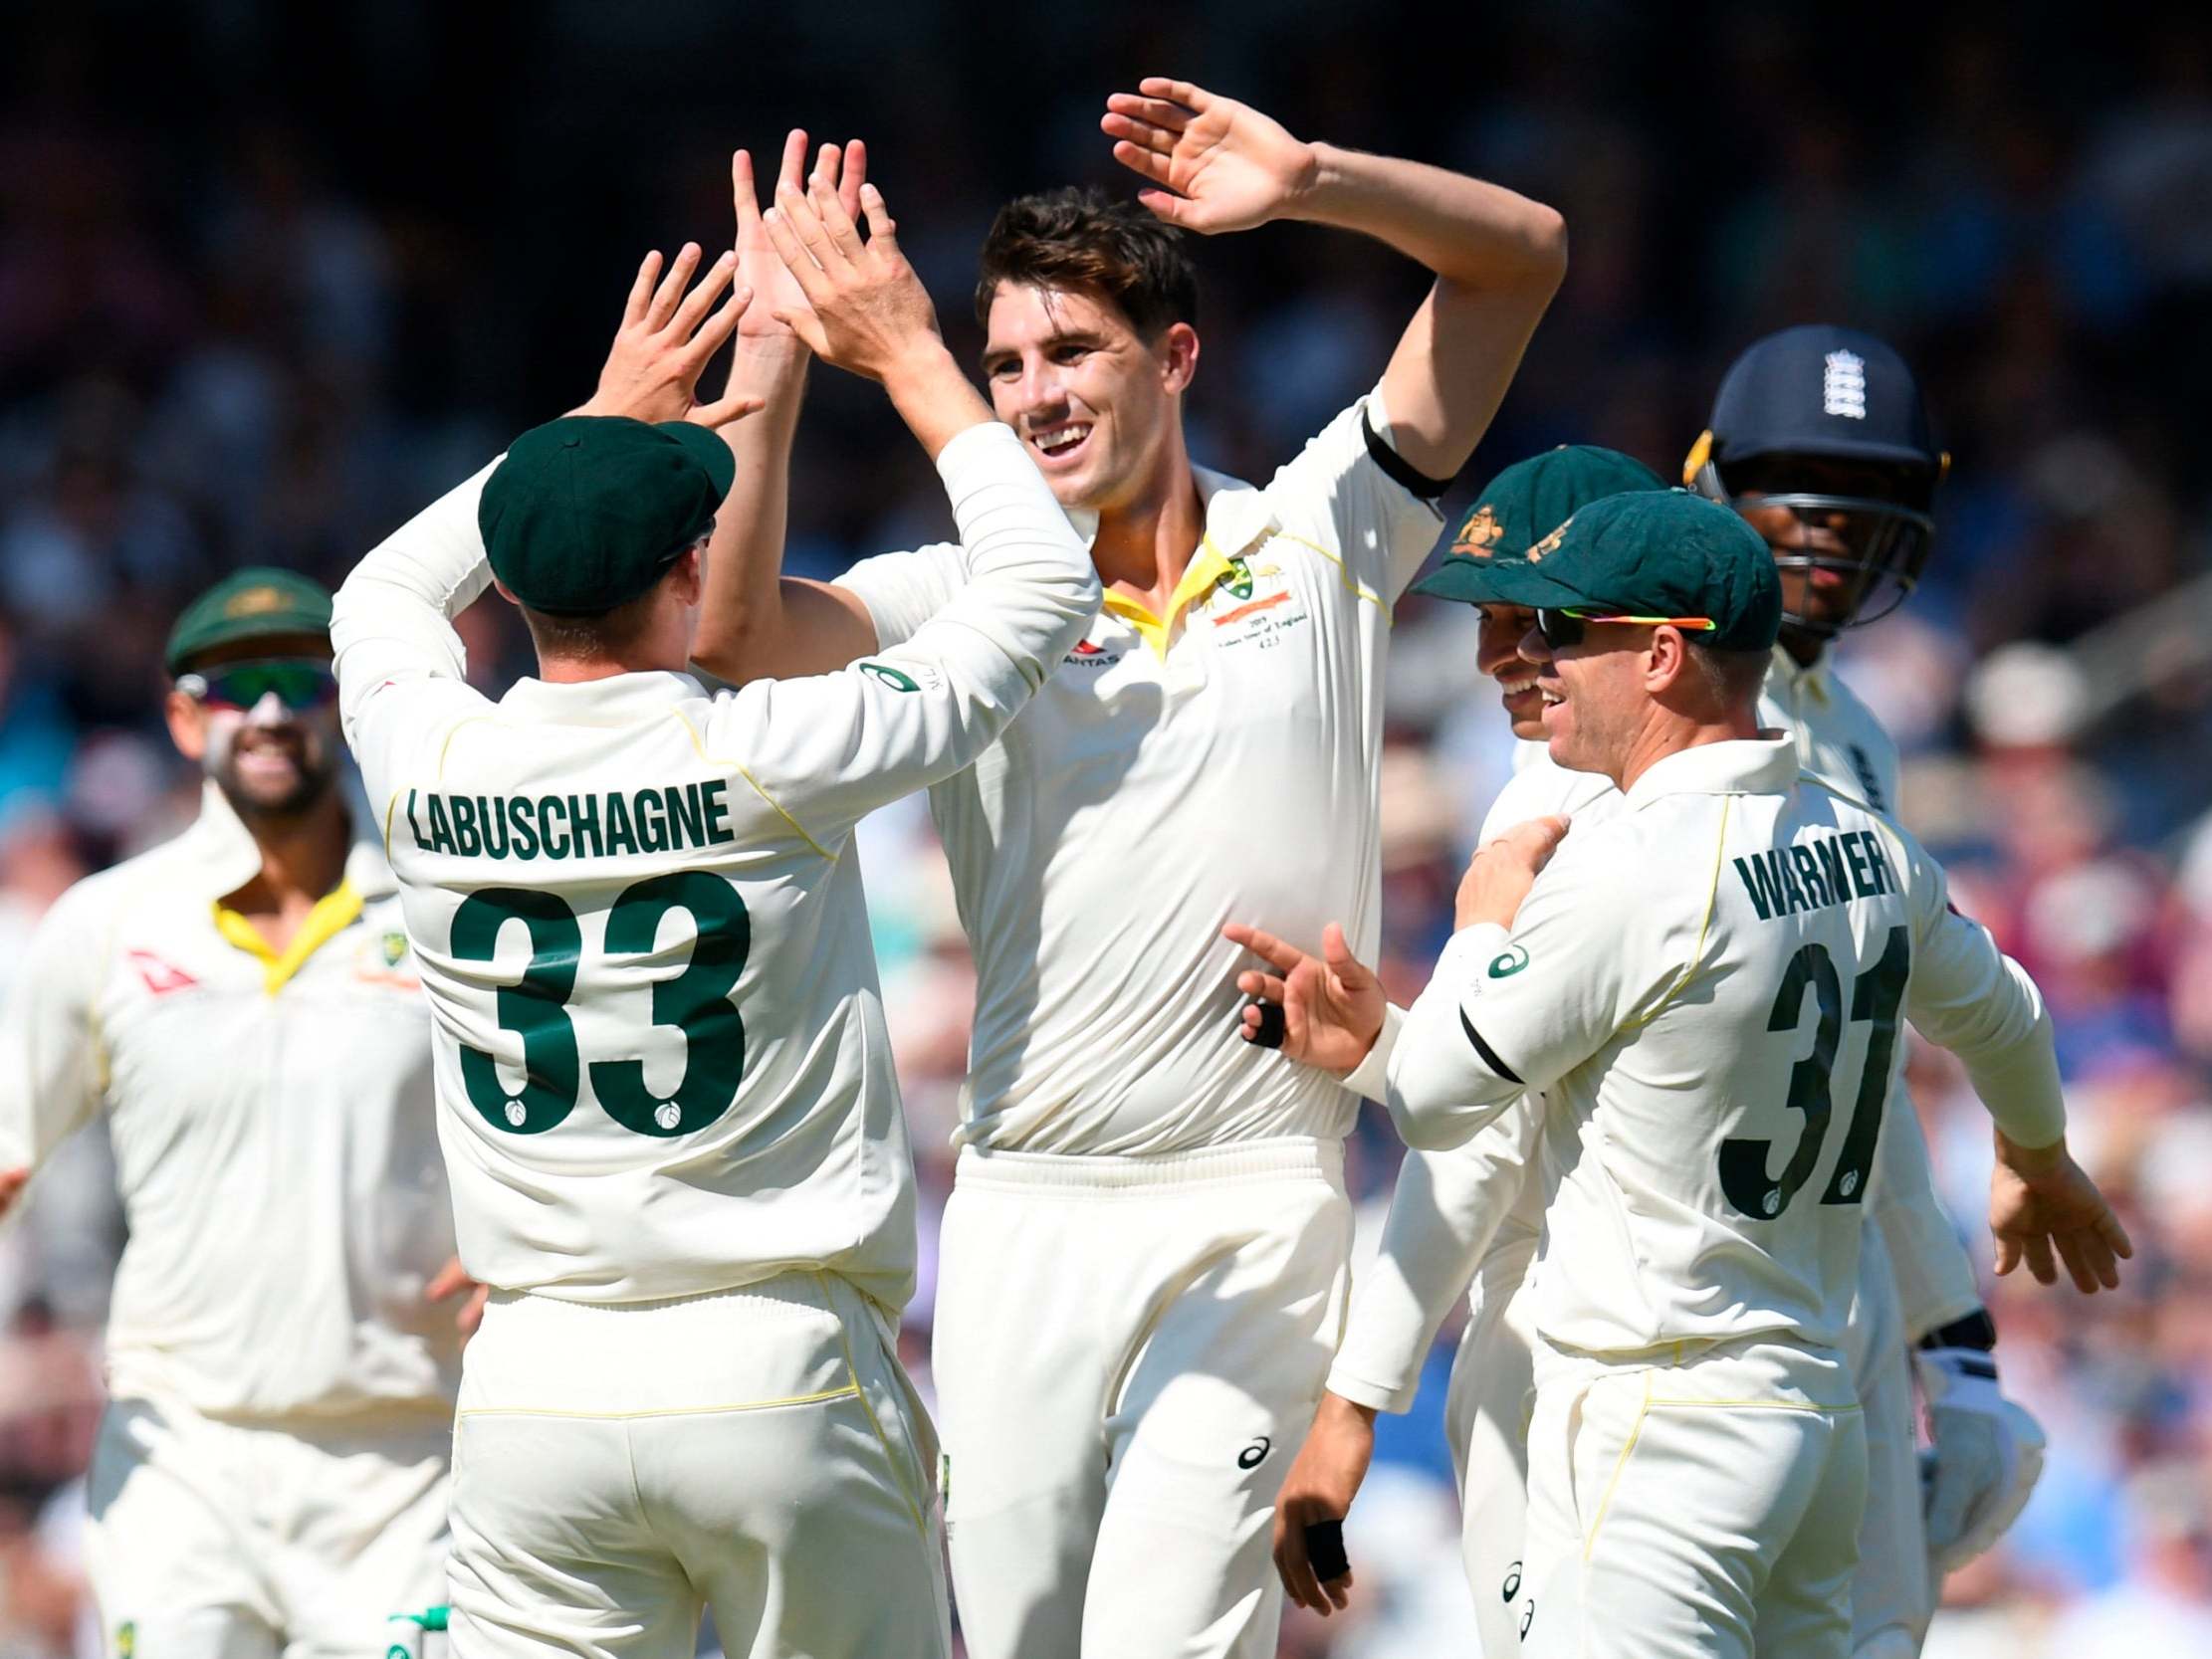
[1720,925,1910,1219]
[452,873,747,1139]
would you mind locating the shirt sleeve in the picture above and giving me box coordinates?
[1386,831,1654,1151]
[1327,1101,1543,1413]
[715,422,1100,843]
[834,540,971,651]
[330,460,502,807]
[1476,758,1616,844]
[1893,825,2068,1149]
[1264,386,1446,607]
[0,880,115,1186]
[1871,1082,1985,1340]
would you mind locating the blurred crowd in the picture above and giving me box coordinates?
[4,3,2212,1654]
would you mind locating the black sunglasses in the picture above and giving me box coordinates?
[1534,608,1719,650]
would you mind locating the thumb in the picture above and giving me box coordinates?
[426,1256,472,1302]
[1136,188,1194,226]
[1321,923,1368,985]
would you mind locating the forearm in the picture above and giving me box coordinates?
[1329,1116,1540,1412]
[1287,144,1566,291]
[1386,926,1532,1150]
[332,463,499,689]
[881,342,996,461]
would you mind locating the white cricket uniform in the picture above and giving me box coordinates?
[1332,647,1982,1652]
[836,390,1441,1659]
[330,420,1096,1659]
[0,783,456,1659]
[1349,734,2066,1659]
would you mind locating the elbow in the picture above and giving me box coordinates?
[1391,1098,1467,1153]
[1524,206,1569,294]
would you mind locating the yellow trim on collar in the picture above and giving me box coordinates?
[212,878,364,995]
[1099,540,1236,661]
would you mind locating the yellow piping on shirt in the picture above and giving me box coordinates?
[1100,541,1235,661]
[1272,530,1391,620]
[1622,794,1732,1031]
[1584,1368,1652,1562]
[211,879,365,995]
[819,1272,932,1546]
[669,708,837,864]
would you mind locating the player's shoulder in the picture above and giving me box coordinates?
[1482,752,1619,842]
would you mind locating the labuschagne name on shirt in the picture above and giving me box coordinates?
[403,780,739,861]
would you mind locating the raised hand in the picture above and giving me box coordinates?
[1989,1132,2132,1292]
[734,131,866,345]
[1102,78,1319,233]
[1223,921,1386,1077]
[760,174,940,383]
[578,243,761,428]
[1454,815,1570,931]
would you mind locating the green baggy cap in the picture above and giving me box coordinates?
[164,567,333,674]
[1442,489,1783,652]
[480,416,737,616]
[1411,445,1666,604]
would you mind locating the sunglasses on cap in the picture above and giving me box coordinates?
[175,659,339,714]
[1534,608,1719,650]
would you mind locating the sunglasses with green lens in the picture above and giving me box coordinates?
[176,659,338,714]
[1534,608,1719,650]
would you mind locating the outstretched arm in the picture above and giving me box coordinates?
[1104,77,1565,481]
[693,133,880,686]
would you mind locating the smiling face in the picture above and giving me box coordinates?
[164,632,341,823]
[981,283,1197,514]
[1476,602,1545,738]
[1520,618,1657,780]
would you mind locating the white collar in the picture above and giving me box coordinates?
[1623,735,1800,809]
[175,778,394,903]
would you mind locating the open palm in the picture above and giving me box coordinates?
[1102,78,1317,234]
[734,131,866,342]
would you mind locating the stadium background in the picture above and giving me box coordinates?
[3,1,2210,1652]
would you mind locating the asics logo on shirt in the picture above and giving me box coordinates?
[1236,1436,1271,1469]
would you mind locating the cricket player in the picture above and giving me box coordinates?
[1282,335,2045,1656]
[0,570,464,1657]
[695,79,1566,1658]
[330,164,1098,1659]
[1233,486,2130,1658]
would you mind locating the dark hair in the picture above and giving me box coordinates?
[975,187,1199,339]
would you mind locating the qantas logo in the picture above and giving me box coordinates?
[1063,639,1125,669]
[125,951,198,995]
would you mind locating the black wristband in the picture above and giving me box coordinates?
[1246,998,1287,1050]
[1304,1518,1351,1581]
[1362,408,1452,500]
[1917,1308,1999,1353]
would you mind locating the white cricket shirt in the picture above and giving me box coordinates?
[1372,735,2063,1360]
[331,422,1096,1308]
[0,783,457,1423]
[836,391,1442,1156]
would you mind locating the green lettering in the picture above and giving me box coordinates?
[451,794,483,857]
[635,789,669,854]
[1777,849,1810,915]
[1844,832,1875,897]
[479,796,511,859]
[604,790,640,857]
[1789,845,1831,909]
[1863,832,1894,896]
[702,779,734,845]
[568,793,604,860]
[1815,837,1853,909]
[1734,855,1783,922]
[539,794,569,859]
[426,793,456,856]
[509,795,540,860]
[666,781,705,849]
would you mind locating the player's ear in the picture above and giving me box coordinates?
[1644,626,1689,696]
[1159,321,1199,396]
[491,577,524,609]
[668,543,706,607]
[164,687,208,762]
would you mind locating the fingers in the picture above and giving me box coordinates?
[775,127,809,197]
[1320,922,1373,986]
[772,182,838,273]
[1273,1510,1325,1614]
[2100,1207,2134,1260]
[2022,1232,2059,1286]
[623,249,664,325]
[760,203,829,302]
[668,251,738,339]
[1111,141,1179,189]
[1137,76,1210,110]
[1222,922,1309,974]
[838,138,867,222]
[810,176,866,264]
[686,282,752,361]
[1235,969,1289,1006]
[2056,1221,2121,1293]
[690,390,767,428]
[0,1166,28,1221]
[647,243,704,327]
[426,1256,472,1302]
[1136,187,1195,226]
[1101,110,1180,156]
[856,183,899,254]
[1993,1232,2020,1278]
[1104,93,1192,132]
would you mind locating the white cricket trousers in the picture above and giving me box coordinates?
[85,1395,450,1659]
[446,1271,949,1659]
[1451,1236,1919,1657]
[933,1139,1352,1659]
[1517,1337,1867,1659]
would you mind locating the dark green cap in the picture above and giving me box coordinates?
[480,416,736,616]
[1410,445,1666,604]
[1439,489,1783,652]
[164,567,333,674]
